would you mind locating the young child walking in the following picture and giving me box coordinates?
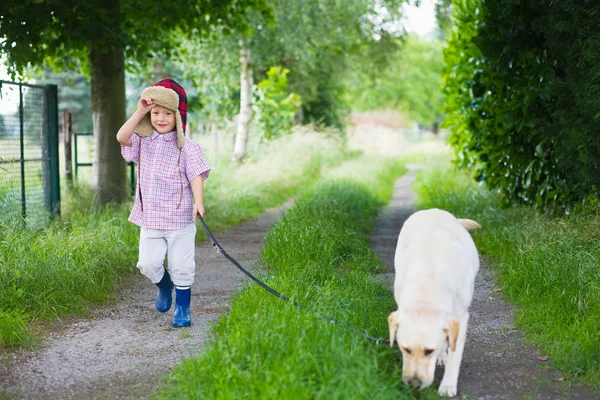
[116,78,210,328]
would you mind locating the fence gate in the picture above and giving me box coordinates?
[0,80,60,227]
[69,129,137,197]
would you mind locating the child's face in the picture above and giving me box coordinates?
[150,105,176,134]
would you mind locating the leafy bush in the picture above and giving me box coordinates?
[253,66,301,141]
[443,0,600,211]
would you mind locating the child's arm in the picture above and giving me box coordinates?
[116,97,155,146]
[190,176,206,218]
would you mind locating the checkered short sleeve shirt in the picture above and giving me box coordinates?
[121,131,211,230]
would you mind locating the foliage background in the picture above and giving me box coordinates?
[347,34,445,128]
[443,0,600,211]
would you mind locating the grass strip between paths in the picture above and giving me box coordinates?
[412,157,600,388]
[158,159,442,399]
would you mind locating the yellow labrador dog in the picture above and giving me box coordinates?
[388,208,480,397]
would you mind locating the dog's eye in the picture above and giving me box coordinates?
[424,348,434,356]
[401,347,412,355]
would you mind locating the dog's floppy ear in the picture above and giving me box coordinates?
[444,319,459,352]
[388,311,399,348]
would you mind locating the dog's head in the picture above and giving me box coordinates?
[388,309,459,390]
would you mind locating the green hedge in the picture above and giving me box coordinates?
[443,0,600,211]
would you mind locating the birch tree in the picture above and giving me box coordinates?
[231,41,253,164]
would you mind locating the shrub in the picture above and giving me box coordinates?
[443,0,600,212]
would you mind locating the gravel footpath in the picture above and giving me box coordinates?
[1,170,598,399]
[0,203,291,400]
[371,168,598,399]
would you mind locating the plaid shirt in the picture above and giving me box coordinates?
[121,131,211,230]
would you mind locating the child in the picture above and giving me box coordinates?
[116,78,210,328]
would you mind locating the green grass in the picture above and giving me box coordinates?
[0,201,139,346]
[0,128,349,347]
[197,127,348,234]
[411,155,600,388]
[157,156,443,399]
[323,152,407,201]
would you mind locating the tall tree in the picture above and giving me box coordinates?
[231,41,253,164]
[0,0,271,204]
[176,0,407,162]
[246,0,406,127]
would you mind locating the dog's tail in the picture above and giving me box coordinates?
[458,218,481,231]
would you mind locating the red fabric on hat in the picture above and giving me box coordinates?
[152,78,187,132]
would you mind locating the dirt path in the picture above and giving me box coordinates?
[0,203,291,400]
[371,169,598,399]
[2,170,598,400]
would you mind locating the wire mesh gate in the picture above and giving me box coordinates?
[0,80,60,227]
[70,130,137,196]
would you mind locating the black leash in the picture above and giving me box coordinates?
[197,213,390,345]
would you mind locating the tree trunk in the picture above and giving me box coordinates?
[89,46,127,204]
[63,111,73,184]
[153,59,167,82]
[231,41,253,164]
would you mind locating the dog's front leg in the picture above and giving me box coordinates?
[438,312,469,397]
[437,347,448,366]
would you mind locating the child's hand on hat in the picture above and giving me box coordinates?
[137,97,156,114]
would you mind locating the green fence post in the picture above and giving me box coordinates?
[74,133,79,177]
[18,83,26,226]
[45,84,60,216]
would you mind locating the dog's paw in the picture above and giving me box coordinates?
[438,383,457,397]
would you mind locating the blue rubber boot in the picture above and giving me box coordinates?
[172,287,191,327]
[155,269,173,313]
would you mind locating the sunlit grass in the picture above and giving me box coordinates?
[199,126,348,233]
[323,153,406,202]
[158,158,441,399]
[412,155,600,388]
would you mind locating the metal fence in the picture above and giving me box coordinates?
[0,80,60,228]
[69,129,137,196]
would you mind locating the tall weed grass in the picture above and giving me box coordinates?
[158,157,443,399]
[412,156,600,387]
[0,200,138,346]
[200,127,347,232]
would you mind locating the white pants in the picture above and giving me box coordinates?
[137,222,197,287]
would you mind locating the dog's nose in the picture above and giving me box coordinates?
[408,377,421,388]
